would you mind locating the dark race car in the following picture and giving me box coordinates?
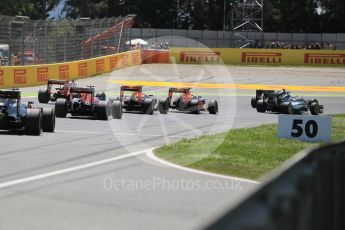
[38,79,77,103]
[55,86,122,120]
[158,87,218,114]
[251,89,324,115]
[112,85,157,115]
[0,89,55,135]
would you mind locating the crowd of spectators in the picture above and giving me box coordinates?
[147,41,170,50]
[249,41,336,50]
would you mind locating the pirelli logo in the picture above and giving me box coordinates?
[14,69,27,85]
[180,51,221,63]
[96,59,105,73]
[78,63,88,77]
[0,69,4,86]
[59,65,69,79]
[304,53,345,65]
[242,52,282,64]
[37,67,49,82]
[110,56,118,70]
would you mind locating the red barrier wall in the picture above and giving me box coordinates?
[143,50,169,64]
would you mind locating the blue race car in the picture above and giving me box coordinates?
[251,89,323,115]
[0,89,55,135]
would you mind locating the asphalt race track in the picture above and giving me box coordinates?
[0,64,344,230]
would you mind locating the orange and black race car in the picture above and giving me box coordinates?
[158,88,218,114]
[112,85,157,115]
[55,86,122,120]
[38,79,77,103]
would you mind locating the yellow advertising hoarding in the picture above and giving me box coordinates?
[0,50,142,89]
[169,48,345,67]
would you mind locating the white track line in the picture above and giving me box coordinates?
[56,130,107,135]
[0,149,151,189]
[146,150,259,184]
[22,96,36,99]
[56,129,189,139]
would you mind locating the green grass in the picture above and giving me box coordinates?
[155,115,345,180]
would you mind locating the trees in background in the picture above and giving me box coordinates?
[0,0,60,20]
[318,0,345,32]
[0,0,344,32]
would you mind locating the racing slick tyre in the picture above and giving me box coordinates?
[112,100,123,119]
[251,97,257,108]
[26,109,42,136]
[158,98,169,114]
[256,100,266,113]
[97,101,110,120]
[190,100,200,114]
[38,90,50,104]
[55,98,68,118]
[310,101,320,115]
[285,103,294,115]
[143,99,154,115]
[208,100,218,114]
[42,108,55,132]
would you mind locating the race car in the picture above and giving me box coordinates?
[158,87,218,114]
[112,85,157,115]
[0,89,55,135]
[251,89,323,115]
[55,86,122,120]
[38,79,77,103]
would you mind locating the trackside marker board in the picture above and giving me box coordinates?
[278,115,332,143]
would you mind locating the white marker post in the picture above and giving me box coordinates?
[278,115,332,142]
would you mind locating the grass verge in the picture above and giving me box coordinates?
[155,115,345,180]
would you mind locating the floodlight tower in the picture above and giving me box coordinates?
[232,0,264,32]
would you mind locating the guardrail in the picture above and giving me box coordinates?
[206,141,345,230]
[0,50,142,89]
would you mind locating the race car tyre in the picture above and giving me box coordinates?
[310,101,320,115]
[112,100,123,119]
[158,98,169,114]
[273,96,281,107]
[256,100,266,113]
[42,108,55,132]
[26,109,42,136]
[190,100,200,114]
[38,90,50,104]
[208,100,218,114]
[55,98,68,118]
[143,99,154,115]
[286,103,294,115]
[97,101,110,120]
[251,97,257,108]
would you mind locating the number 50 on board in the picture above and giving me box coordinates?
[278,115,332,143]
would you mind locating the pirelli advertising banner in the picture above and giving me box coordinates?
[0,50,142,89]
[169,48,345,67]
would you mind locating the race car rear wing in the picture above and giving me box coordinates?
[168,88,191,93]
[168,87,192,98]
[120,85,143,92]
[0,90,21,99]
[70,87,94,94]
[256,89,276,99]
[48,79,68,85]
